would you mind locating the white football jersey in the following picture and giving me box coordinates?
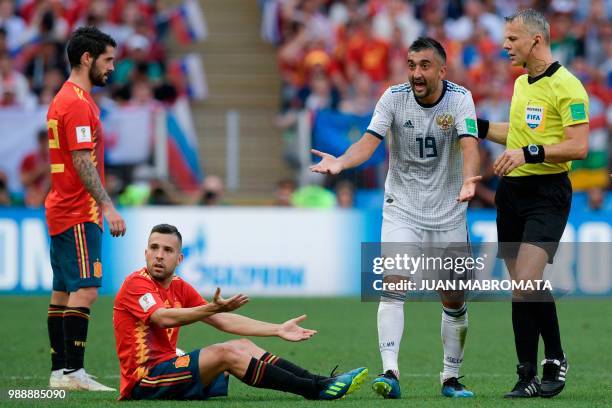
[367,80,478,231]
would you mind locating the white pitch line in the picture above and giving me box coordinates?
[5,375,120,380]
[4,373,611,380]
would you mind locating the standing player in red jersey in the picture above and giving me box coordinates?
[113,224,368,401]
[46,26,126,391]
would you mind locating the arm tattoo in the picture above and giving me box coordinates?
[71,150,112,206]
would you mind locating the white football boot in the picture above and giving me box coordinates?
[64,368,116,391]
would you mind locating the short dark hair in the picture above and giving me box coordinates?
[408,37,447,64]
[150,224,182,248]
[66,26,116,69]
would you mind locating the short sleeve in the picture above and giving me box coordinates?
[454,91,478,139]
[120,278,165,323]
[63,99,95,151]
[180,280,208,308]
[366,87,395,139]
[555,78,589,128]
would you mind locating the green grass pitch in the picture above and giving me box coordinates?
[0,296,610,407]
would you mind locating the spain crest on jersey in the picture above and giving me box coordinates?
[436,114,454,131]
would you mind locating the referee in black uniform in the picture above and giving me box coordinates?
[477,9,589,398]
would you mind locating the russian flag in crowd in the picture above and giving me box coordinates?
[171,0,208,45]
[170,53,208,101]
[166,98,203,191]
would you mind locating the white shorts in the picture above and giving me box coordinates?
[380,217,471,280]
[381,216,469,244]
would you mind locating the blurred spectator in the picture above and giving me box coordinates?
[282,0,334,49]
[587,187,605,210]
[345,17,389,83]
[291,184,336,208]
[600,24,612,88]
[0,170,10,205]
[24,38,67,96]
[20,129,50,207]
[372,0,423,48]
[549,0,581,66]
[149,178,184,205]
[0,26,7,53]
[0,50,35,108]
[36,67,65,105]
[84,0,133,47]
[113,33,163,85]
[384,54,408,88]
[335,180,354,208]
[129,79,159,108]
[582,0,609,68]
[20,0,69,45]
[444,0,504,44]
[305,73,336,111]
[198,175,224,206]
[339,72,376,115]
[275,178,296,206]
[329,0,364,28]
[0,0,26,54]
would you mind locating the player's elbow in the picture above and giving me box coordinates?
[150,309,176,328]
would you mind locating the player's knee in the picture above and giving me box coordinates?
[441,290,464,308]
[216,341,245,364]
[512,289,538,301]
[70,287,99,306]
[228,338,254,352]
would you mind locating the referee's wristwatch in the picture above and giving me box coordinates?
[522,144,545,163]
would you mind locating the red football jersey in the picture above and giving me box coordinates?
[44,81,105,236]
[113,268,208,399]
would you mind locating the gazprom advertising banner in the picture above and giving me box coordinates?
[0,207,609,296]
[0,208,365,296]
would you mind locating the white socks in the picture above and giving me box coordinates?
[378,299,469,381]
[377,299,404,378]
[441,303,468,381]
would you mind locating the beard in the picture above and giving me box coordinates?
[89,63,109,87]
[410,77,435,100]
[147,263,174,282]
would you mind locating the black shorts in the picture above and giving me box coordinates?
[50,222,103,292]
[130,349,229,400]
[495,172,571,263]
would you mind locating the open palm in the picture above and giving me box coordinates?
[278,315,318,342]
[309,149,344,175]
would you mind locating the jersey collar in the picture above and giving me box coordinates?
[527,61,561,84]
[413,80,447,108]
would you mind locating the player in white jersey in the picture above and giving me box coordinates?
[311,38,481,398]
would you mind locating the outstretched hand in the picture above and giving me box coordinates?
[457,175,483,202]
[277,314,318,342]
[211,287,249,313]
[309,149,344,175]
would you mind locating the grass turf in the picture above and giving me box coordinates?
[0,296,610,407]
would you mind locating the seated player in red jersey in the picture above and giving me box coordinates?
[113,224,368,401]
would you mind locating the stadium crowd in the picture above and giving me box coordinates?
[0,0,203,208]
[265,0,611,208]
[0,0,609,210]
